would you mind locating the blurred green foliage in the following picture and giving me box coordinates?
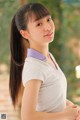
[0,0,20,65]
[60,3,80,103]
[0,0,80,104]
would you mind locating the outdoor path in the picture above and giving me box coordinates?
[0,64,21,120]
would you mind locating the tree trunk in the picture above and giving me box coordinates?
[20,0,26,5]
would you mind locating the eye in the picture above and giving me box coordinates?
[36,23,42,27]
[47,17,52,22]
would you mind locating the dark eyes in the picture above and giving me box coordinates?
[36,17,52,27]
[47,17,52,22]
[37,23,42,26]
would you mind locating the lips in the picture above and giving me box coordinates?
[44,32,53,37]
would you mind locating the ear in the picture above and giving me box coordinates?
[20,30,30,40]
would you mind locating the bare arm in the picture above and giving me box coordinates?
[21,80,79,120]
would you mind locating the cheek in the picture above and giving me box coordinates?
[52,22,55,31]
[29,30,41,41]
[29,29,36,38]
[33,30,42,37]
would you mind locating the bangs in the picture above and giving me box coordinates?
[26,3,51,22]
[32,4,50,20]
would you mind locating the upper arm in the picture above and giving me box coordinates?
[21,79,42,120]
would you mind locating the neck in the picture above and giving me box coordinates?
[30,44,49,58]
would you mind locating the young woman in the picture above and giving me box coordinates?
[9,2,80,120]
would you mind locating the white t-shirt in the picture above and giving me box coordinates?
[22,53,67,113]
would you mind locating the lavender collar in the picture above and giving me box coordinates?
[27,48,47,60]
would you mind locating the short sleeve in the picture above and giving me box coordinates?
[22,64,45,87]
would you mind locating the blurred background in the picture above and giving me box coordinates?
[0,0,80,120]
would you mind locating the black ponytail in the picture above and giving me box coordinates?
[9,15,25,107]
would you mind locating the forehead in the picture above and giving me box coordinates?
[28,12,50,23]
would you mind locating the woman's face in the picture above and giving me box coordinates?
[26,14,55,46]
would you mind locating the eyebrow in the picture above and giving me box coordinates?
[33,14,51,22]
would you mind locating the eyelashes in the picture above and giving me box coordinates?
[36,17,52,27]
[36,23,42,26]
[47,17,52,22]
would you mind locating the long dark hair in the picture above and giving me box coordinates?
[9,2,50,107]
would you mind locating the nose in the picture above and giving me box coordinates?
[44,22,51,31]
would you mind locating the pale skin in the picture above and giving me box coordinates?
[20,14,80,120]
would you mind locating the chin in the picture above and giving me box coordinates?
[47,38,54,43]
[50,38,54,43]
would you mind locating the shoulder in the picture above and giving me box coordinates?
[22,57,47,86]
[23,57,47,71]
